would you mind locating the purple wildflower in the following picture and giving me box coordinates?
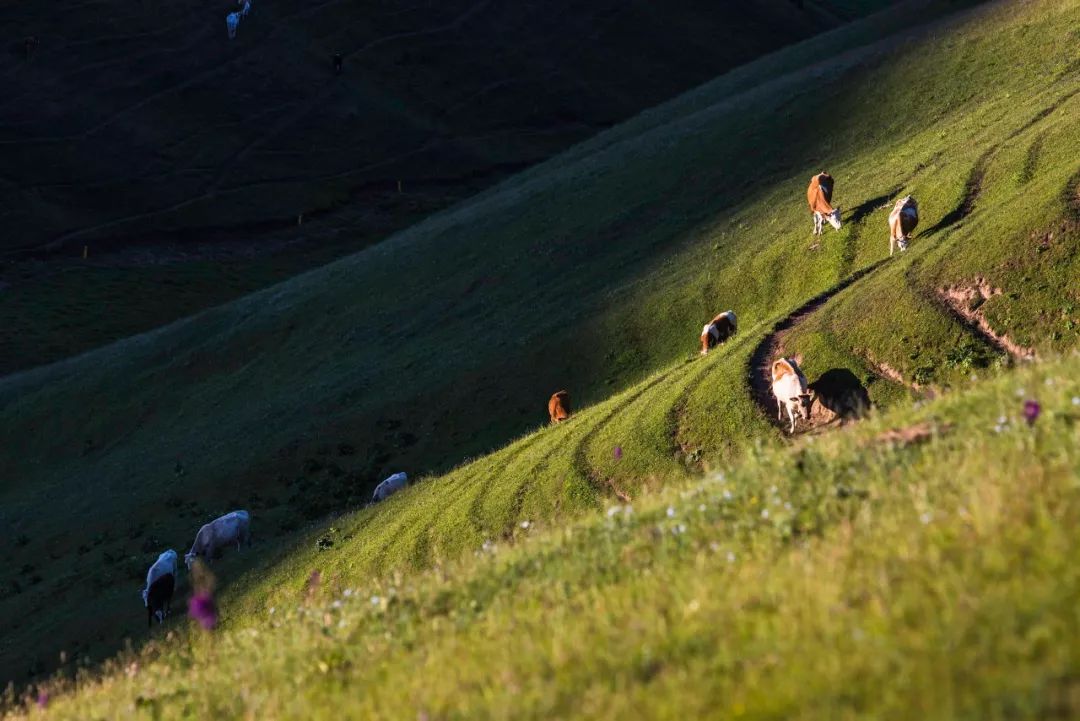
[1023,399,1041,425]
[188,591,217,630]
[36,691,48,709]
[614,446,623,461]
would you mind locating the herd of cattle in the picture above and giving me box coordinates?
[139,473,415,626]
[141,172,913,627]
[549,172,918,432]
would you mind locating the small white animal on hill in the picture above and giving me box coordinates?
[185,510,251,570]
[142,549,177,627]
[889,195,919,255]
[771,357,814,433]
[700,311,737,355]
[226,12,240,39]
[807,172,842,236]
[372,472,408,503]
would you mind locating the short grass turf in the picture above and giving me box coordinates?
[11,352,1080,719]
[2,0,1080,697]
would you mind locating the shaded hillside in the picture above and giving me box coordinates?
[4,0,1080,692]
[0,0,890,373]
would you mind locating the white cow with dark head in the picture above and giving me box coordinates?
[142,549,178,627]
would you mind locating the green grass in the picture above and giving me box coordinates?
[2,0,1080,706]
[15,353,1080,719]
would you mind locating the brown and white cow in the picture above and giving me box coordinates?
[699,311,738,355]
[807,172,842,236]
[771,357,814,433]
[888,195,919,256]
[548,391,571,424]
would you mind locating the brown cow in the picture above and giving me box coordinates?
[699,311,738,355]
[807,172,842,235]
[548,391,570,424]
[888,195,919,256]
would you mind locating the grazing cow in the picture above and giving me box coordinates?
[807,172,842,235]
[889,195,919,255]
[771,358,814,433]
[548,390,571,424]
[700,311,738,355]
[184,510,251,570]
[142,550,178,627]
[372,472,408,503]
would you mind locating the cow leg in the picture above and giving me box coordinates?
[787,404,797,433]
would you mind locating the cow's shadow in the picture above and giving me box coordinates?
[809,368,871,423]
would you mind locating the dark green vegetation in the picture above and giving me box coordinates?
[0,0,890,373]
[2,0,1080,714]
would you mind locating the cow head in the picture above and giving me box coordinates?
[795,391,815,420]
[826,208,842,230]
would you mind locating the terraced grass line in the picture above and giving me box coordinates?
[572,370,679,502]
[922,149,994,238]
[748,259,889,433]
[668,351,734,471]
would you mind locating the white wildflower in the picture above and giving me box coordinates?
[667,506,676,518]
[726,551,736,563]
[371,595,381,606]
[520,520,531,529]
[761,509,770,520]
[920,512,932,525]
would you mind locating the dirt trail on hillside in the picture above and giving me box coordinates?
[748,259,888,435]
[936,279,1036,360]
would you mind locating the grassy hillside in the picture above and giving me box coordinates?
[2,0,1079,697]
[13,350,1080,719]
[0,0,891,373]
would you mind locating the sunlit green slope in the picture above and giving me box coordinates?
[2,0,1079,695]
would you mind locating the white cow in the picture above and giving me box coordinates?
[226,12,240,39]
[372,472,408,503]
[771,357,814,433]
[142,550,178,626]
[185,510,251,570]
